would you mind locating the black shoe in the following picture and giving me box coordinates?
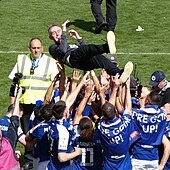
[94,22,107,34]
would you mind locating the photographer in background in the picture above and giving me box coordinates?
[8,37,59,169]
[149,70,170,113]
[129,64,143,108]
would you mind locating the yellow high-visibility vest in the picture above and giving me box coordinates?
[17,53,58,104]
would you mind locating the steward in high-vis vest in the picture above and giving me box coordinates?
[8,38,59,169]
[17,53,58,104]
[9,38,58,133]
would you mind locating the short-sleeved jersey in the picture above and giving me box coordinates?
[29,121,51,162]
[47,121,71,170]
[131,104,166,160]
[55,118,77,146]
[28,111,41,130]
[94,114,138,170]
[0,116,23,138]
[72,124,102,170]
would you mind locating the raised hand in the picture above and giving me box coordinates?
[80,71,90,86]
[71,70,81,83]
[69,29,82,40]
[110,73,121,89]
[62,20,70,31]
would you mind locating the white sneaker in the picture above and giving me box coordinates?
[107,31,116,54]
[119,61,133,83]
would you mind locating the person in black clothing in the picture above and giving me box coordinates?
[149,70,170,112]
[90,0,117,34]
[48,20,133,82]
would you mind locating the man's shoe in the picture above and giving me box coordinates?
[119,61,133,83]
[107,31,116,54]
[94,22,107,34]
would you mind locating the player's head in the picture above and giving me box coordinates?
[101,102,116,120]
[38,104,53,121]
[79,117,94,140]
[146,90,161,105]
[150,70,167,90]
[52,100,66,120]
[140,85,152,99]
[48,23,62,42]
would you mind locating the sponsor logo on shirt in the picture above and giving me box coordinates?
[130,130,139,139]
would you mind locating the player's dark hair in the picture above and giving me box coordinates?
[101,102,116,120]
[40,104,53,121]
[147,90,161,105]
[79,117,94,141]
[52,100,66,120]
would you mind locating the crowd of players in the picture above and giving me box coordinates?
[0,19,170,170]
[1,65,170,170]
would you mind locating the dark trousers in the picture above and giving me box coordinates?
[20,104,36,162]
[90,0,117,31]
[69,43,121,75]
[20,104,36,134]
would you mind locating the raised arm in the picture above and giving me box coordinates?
[109,74,120,106]
[70,70,81,93]
[6,86,22,150]
[159,135,170,170]
[43,71,61,105]
[65,71,90,110]
[91,70,100,93]
[73,81,93,124]
[60,80,70,102]
[124,77,132,114]
[99,83,109,106]
[58,62,66,98]
[62,20,70,32]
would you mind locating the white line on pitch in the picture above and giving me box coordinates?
[0,51,170,55]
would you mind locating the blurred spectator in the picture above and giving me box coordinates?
[0,86,22,169]
[90,0,117,34]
